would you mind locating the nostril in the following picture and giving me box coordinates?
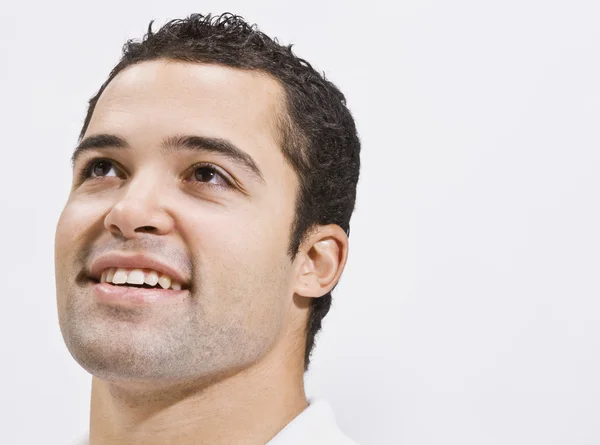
[136,226,158,233]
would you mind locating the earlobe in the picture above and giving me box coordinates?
[293,225,348,299]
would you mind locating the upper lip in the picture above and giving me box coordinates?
[87,252,190,287]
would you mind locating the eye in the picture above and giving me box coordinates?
[189,163,232,189]
[78,158,120,183]
[90,159,117,177]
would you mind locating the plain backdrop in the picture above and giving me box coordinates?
[1,0,600,444]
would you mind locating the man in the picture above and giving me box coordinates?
[55,12,361,445]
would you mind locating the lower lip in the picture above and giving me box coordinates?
[92,281,189,305]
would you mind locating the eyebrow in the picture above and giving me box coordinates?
[71,133,265,183]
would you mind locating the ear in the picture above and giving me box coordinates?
[293,224,349,298]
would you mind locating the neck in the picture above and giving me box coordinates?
[88,344,308,445]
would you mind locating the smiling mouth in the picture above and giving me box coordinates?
[86,275,190,305]
[88,267,188,291]
[89,278,168,289]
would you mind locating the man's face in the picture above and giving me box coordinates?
[54,60,302,383]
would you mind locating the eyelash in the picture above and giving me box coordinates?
[77,157,233,190]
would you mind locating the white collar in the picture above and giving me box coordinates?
[267,398,357,445]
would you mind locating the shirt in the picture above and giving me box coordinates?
[70,399,359,445]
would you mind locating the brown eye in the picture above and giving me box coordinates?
[194,166,217,182]
[90,160,117,178]
[191,164,230,188]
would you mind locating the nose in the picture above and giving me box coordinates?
[103,174,175,239]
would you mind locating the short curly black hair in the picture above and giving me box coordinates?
[77,12,361,371]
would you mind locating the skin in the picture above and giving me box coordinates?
[54,59,348,445]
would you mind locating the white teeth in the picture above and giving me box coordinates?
[112,268,128,284]
[100,267,183,290]
[144,270,159,286]
[158,275,171,289]
[126,269,145,285]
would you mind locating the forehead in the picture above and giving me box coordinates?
[86,59,286,165]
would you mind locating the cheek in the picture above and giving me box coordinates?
[199,203,292,272]
[55,199,106,288]
[55,199,98,254]
[187,207,294,319]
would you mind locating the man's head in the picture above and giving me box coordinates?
[54,13,360,383]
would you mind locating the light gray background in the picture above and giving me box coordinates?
[1,1,599,444]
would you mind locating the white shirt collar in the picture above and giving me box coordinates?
[267,398,357,445]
